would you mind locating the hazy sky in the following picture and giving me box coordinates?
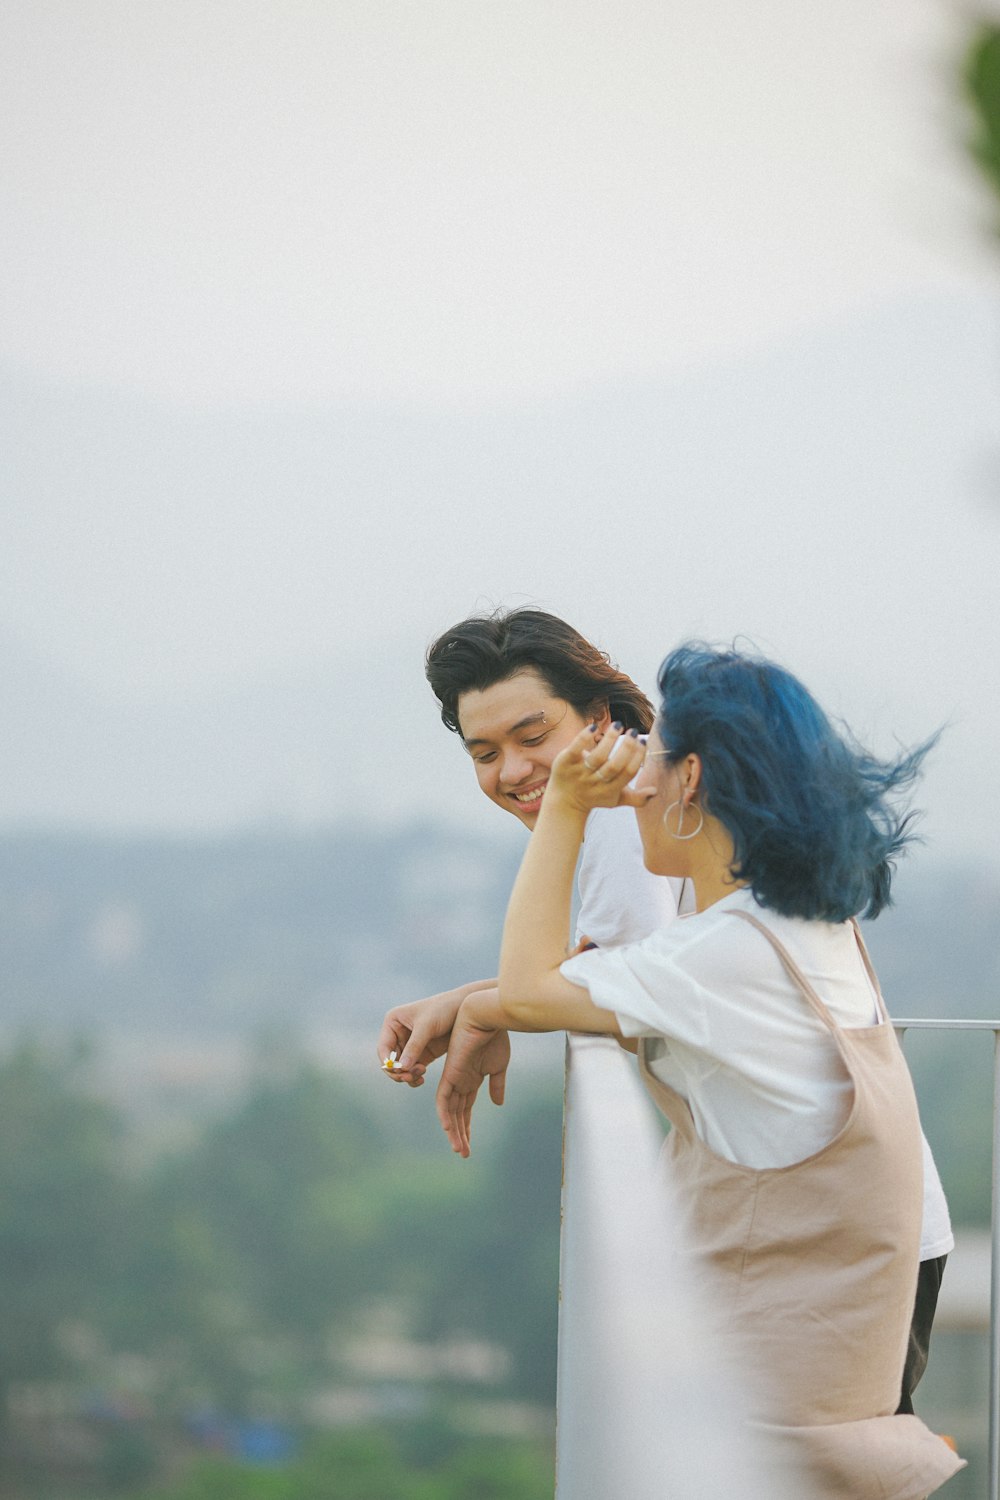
[2,1,999,858]
[2,1,993,415]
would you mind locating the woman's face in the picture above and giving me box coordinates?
[632,723,690,876]
[457,668,608,829]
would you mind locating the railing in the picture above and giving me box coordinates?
[557,1023,1000,1498]
[894,1019,1000,1499]
[555,1033,809,1498]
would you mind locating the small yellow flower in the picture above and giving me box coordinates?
[382,1050,398,1072]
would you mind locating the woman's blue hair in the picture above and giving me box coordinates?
[655,644,939,922]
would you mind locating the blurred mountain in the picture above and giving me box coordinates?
[0,823,520,1040]
[2,291,999,845]
[0,825,996,1043]
[0,622,496,835]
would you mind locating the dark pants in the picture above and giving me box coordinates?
[896,1254,947,1415]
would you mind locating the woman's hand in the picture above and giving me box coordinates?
[436,1010,511,1158]
[377,990,467,1087]
[548,722,654,816]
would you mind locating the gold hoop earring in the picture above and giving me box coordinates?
[663,799,703,841]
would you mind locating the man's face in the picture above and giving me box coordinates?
[457,669,608,829]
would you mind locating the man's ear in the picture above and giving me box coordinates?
[590,700,612,732]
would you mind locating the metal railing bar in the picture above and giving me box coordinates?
[894,1020,1000,1031]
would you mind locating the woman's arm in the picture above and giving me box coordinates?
[497,722,650,1031]
[436,724,652,1154]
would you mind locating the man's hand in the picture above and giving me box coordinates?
[436,1010,511,1158]
[377,990,466,1087]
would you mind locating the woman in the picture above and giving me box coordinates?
[436,643,963,1498]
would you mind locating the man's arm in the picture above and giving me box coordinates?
[377,978,501,1085]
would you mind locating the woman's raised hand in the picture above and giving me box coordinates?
[549,722,654,814]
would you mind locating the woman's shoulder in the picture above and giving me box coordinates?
[644,889,838,977]
[693,892,870,1002]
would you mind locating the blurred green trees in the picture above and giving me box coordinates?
[151,1064,390,1395]
[0,1044,125,1432]
[128,1426,553,1500]
[0,1035,562,1494]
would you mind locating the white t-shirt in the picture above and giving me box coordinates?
[575,805,689,948]
[561,884,953,1260]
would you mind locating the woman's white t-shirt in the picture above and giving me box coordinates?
[561,882,953,1259]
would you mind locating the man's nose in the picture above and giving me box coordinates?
[499,746,534,786]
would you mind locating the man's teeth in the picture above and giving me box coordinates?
[514,787,545,804]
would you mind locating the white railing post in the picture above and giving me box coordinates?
[559,1020,999,1498]
[555,1032,806,1499]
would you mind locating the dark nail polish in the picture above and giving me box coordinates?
[611,721,623,731]
[627,728,638,738]
[586,722,597,733]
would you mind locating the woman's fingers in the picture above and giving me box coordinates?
[549,722,646,813]
[585,723,644,778]
[559,722,646,801]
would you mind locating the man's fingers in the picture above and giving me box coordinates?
[489,1068,507,1106]
[380,1015,436,1079]
[452,1094,471,1157]
[436,1083,458,1150]
[397,1022,433,1072]
[376,1020,407,1066]
[436,1079,471,1157]
[395,1017,449,1075]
